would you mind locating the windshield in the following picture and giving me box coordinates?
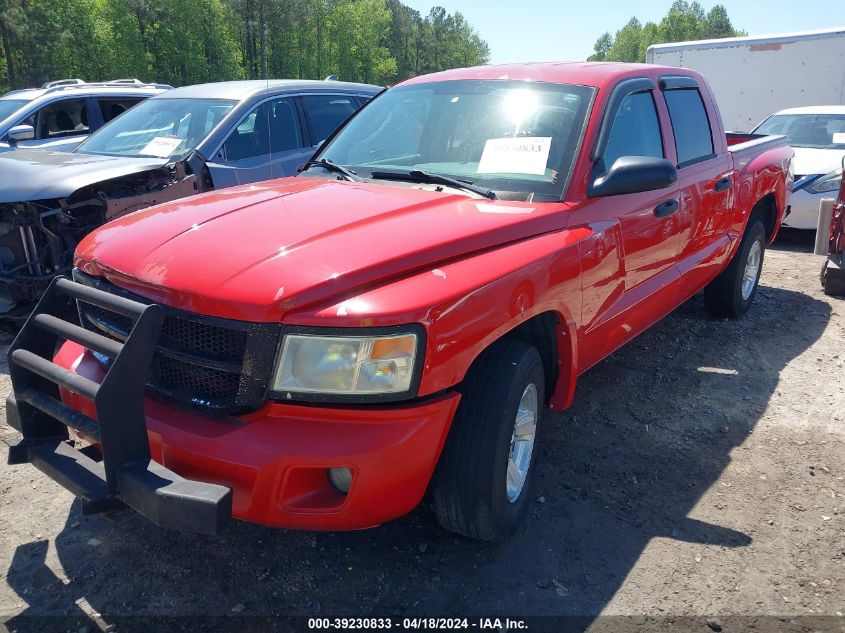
[315,80,595,201]
[76,97,236,159]
[754,113,845,149]
[0,99,28,125]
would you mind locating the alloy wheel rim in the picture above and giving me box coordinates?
[506,383,538,503]
[742,239,763,300]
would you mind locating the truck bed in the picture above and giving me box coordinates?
[726,133,789,169]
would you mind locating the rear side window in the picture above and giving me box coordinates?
[603,91,663,167]
[664,89,714,165]
[302,95,358,144]
[98,98,144,123]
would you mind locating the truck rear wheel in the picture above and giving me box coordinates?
[431,339,544,541]
[704,218,766,318]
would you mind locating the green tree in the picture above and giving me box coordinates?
[702,4,745,39]
[587,32,613,61]
[639,21,661,59]
[607,17,643,63]
[589,1,744,63]
[93,0,147,81]
[658,0,705,42]
[0,0,489,93]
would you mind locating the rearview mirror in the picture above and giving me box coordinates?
[6,124,35,143]
[588,156,677,197]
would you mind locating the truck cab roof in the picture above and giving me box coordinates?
[398,61,702,91]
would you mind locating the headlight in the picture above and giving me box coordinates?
[806,170,842,194]
[272,330,420,398]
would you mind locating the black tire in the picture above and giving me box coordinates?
[822,259,845,296]
[431,338,544,541]
[704,218,766,318]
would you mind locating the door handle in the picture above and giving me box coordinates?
[654,199,679,218]
[714,177,733,192]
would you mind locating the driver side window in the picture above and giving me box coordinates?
[222,98,303,162]
[33,98,89,139]
[603,91,663,168]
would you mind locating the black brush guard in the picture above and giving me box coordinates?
[4,276,231,534]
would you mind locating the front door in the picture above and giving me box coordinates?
[14,97,94,151]
[575,83,682,370]
[207,97,312,188]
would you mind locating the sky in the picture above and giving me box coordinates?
[402,0,845,63]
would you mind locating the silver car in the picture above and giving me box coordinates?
[0,79,169,153]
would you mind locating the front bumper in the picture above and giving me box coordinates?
[56,341,460,530]
[5,277,232,534]
[4,277,460,533]
[785,188,826,230]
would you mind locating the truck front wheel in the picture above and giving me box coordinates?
[431,339,544,541]
[704,218,766,318]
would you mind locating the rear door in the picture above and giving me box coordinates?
[207,96,311,187]
[94,96,146,128]
[300,93,360,149]
[659,77,735,294]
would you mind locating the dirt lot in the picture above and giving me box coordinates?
[0,230,843,633]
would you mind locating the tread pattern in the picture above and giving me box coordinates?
[431,338,543,541]
[704,218,766,318]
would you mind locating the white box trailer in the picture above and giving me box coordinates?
[646,27,845,132]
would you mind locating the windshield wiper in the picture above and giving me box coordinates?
[300,158,362,182]
[370,169,496,199]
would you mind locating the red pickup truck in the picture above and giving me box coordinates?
[5,62,792,541]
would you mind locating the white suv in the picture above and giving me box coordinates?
[0,79,170,153]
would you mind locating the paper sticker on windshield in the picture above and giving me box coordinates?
[833,132,845,144]
[140,136,182,158]
[477,137,551,175]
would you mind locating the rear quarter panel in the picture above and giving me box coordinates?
[729,139,793,243]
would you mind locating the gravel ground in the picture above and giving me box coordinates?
[0,229,843,633]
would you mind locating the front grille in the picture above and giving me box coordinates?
[73,271,281,416]
[152,356,240,400]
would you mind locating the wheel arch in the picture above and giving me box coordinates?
[750,192,779,243]
[460,309,578,412]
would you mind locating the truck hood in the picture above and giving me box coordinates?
[0,148,170,202]
[791,147,845,177]
[76,177,572,321]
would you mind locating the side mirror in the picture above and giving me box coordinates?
[5,124,35,144]
[588,156,677,197]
